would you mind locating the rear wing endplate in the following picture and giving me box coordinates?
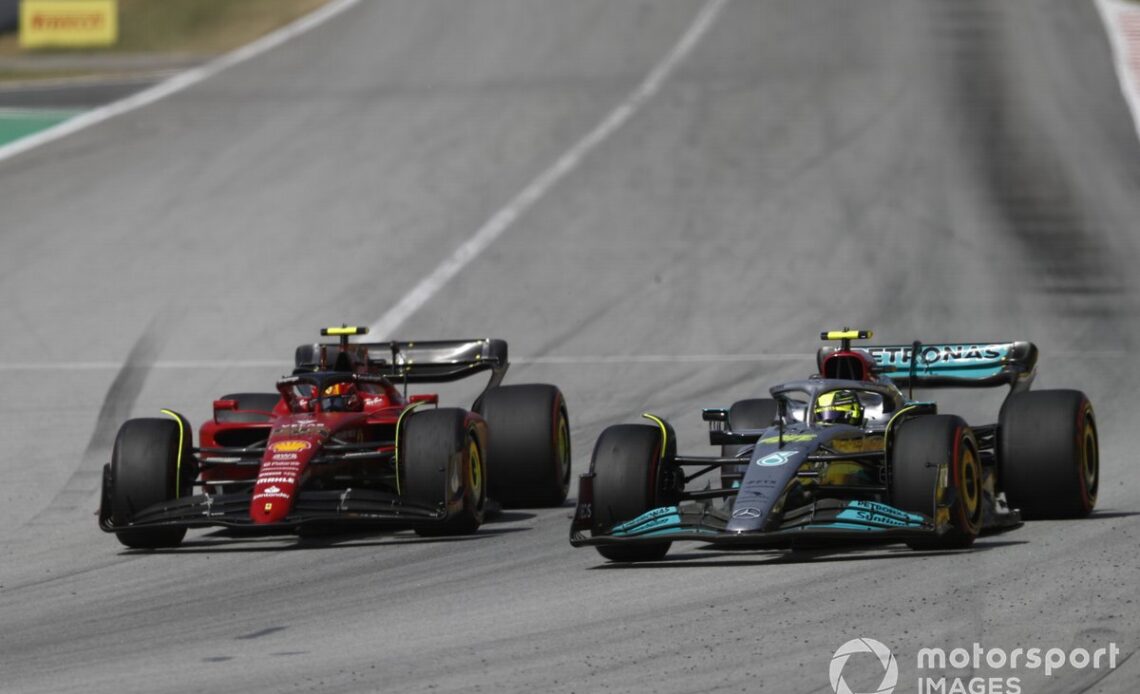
[819,341,1038,390]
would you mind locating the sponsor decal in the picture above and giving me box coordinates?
[757,451,798,467]
[20,1,118,48]
[866,345,1005,367]
[613,514,681,536]
[744,477,780,488]
[260,466,301,477]
[270,453,298,462]
[611,506,681,535]
[264,503,273,512]
[732,507,763,519]
[273,423,330,437]
[257,476,296,485]
[831,638,898,694]
[269,440,311,454]
[253,483,291,500]
[759,433,816,443]
[848,500,921,521]
[829,638,1121,694]
[846,510,910,527]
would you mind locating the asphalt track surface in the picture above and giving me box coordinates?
[1,2,1139,692]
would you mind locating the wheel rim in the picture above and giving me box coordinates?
[1081,418,1098,500]
[468,437,484,497]
[960,446,981,520]
[556,411,571,485]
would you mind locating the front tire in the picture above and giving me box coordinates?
[403,408,486,536]
[476,384,571,508]
[590,424,678,562]
[110,417,193,549]
[999,390,1098,519]
[891,415,983,550]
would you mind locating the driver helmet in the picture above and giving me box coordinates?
[814,390,864,426]
[319,382,362,412]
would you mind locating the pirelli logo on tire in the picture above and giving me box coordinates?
[20,0,118,48]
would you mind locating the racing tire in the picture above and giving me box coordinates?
[476,384,571,508]
[721,398,778,487]
[215,393,281,423]
[403,408,486,536]
[999,390,1097,519]
[110,417,194,549]
[590,423,679,562]
[891,415,983,550]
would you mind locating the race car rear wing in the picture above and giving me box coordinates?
[295,335,509,389]
[818,341,1038,391]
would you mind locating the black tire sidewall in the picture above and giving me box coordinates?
[891,415,982,548]
[110,418,188,548]
[477,384,570,507]
[403,408,485,534]
[999,389,1097,519]
[589,423,673,562]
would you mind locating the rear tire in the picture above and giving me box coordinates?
[215,393,281,423]
[999,390,1098,519]
[590,424,678,562]
[110,417,193,549]
[403,408,485,536]
[891,415,983,550]
[476,384,570,508]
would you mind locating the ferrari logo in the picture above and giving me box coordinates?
[264,503,273,512]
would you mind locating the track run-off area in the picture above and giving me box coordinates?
[2,2,1140,693]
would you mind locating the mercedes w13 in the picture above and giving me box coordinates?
[570,330,1098,562]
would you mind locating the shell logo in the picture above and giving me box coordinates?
[270,440,311,453]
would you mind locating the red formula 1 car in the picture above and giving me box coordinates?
[99,326,571,549]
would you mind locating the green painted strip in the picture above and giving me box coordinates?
[0,110,82,147]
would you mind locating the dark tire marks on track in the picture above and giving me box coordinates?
[30,320,164,526]
[937,1,1137,324]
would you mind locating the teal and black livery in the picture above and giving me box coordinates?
[571,329,1098,562]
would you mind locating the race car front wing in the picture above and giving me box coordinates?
[570,498,946,550]
[99,487,448,533]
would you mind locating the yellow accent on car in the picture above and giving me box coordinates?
[394,401,429,495]
[322,326,367,336]
[884,405,920,441]
[759,433,815,443]
[641,413,669,461]
[822,329,873,341]
[468,437,483,495]
[160,409,185,498]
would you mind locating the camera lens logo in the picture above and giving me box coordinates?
[830,638,898,694]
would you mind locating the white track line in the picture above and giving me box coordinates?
[1096,0,1140,144]
[0,0,360,164]
[367,0,730,339]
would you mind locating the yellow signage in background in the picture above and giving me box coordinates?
[20,0,117,48]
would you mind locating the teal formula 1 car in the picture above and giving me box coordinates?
[570,330,1098,562]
